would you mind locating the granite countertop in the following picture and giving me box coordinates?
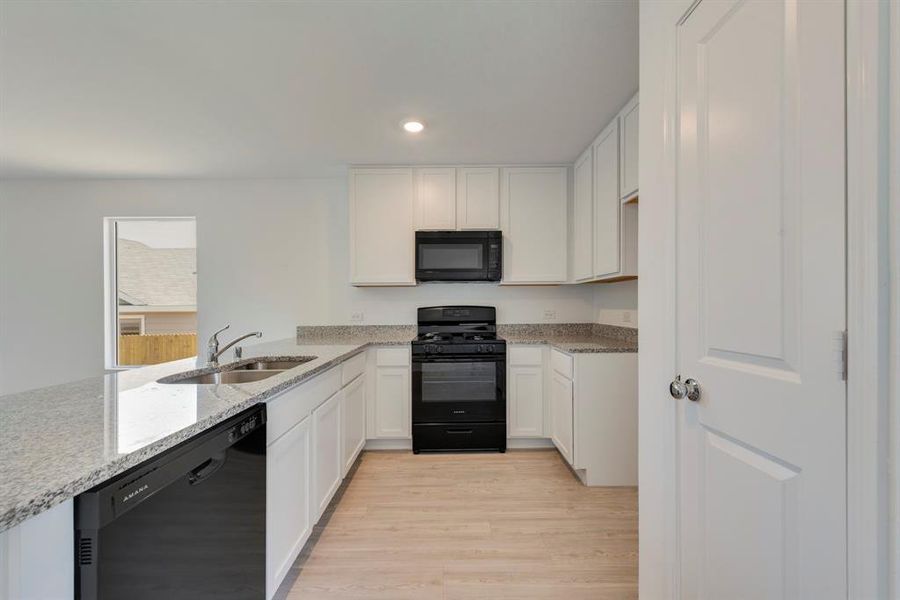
[498,323,638,353]
[0,323,634,532]
[0,338,380,533]
[296,323,637,354]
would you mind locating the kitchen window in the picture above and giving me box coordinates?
[104,217,197,368]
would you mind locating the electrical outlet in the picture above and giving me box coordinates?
[543,309,557,321]
[350,311,364,323]
[622,311,632,324]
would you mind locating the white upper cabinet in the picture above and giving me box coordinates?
[500,166,569,284]
[349,168,415,286]
[593,119,621,278]
[415,167,457,230]
[456,167,500,229]
[572,147,594,282]
[619,93,639,201]
[569,91,639,284]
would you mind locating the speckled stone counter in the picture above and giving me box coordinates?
[499,323,638,353]
[294,323,637,353]
[0,337,376,533]
[295,324,416,345]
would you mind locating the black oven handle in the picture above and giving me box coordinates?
[412,356,505,363]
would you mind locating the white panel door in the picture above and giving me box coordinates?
[500,166,568,283]
[266,417,311,599]
[572,147,594,282]
[550,371,574,465]
[508,365,544,437]
[373,366,410,438]
[312,392,342,521]
[676,1,846,598]
[341,375,366,475]
[456,167,500,229]
[415,168,456,230]
[593,121,620,278]
[619,94,639,201]
[349,168,415,285]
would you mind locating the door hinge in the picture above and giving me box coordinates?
[840,329,848,381]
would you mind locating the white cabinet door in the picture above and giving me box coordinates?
[572,147,594,282]
[593,120,621,278]
[619,93,639,201]
[373,366,410,438]
[499,166,568,283]
[456,167,500,229]
[508,365,544,437]
[312,392,342,521]
[341,375,366,475]
[349,168,415,285]
[550,371,574,465]
[266,417,311,599]
[0,500,73,600]
[415,168,456,230]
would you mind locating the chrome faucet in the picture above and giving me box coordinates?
[207,325,262,366]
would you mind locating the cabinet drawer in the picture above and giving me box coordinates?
[341,352,366,385]
[376,347,410,367]
[267,367,341,444]
[550,349,574,379]
[508,346,543,366]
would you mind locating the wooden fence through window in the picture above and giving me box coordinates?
[118,333,197,365]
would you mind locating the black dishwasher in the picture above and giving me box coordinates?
[75,405,266,599]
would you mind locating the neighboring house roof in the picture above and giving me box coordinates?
[117,239,197,308]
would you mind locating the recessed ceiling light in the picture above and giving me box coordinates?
[403,120,425,133]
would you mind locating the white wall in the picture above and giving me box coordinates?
[594,280,638,327]
[0,178,596,394]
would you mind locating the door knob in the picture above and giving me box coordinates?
[669,375,701,401]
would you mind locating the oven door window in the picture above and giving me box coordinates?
[418,243,484,270]
[421,361,496,402]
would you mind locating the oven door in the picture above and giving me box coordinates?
[415,234,493,281]
[412,355,505,423]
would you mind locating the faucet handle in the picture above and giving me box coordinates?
[209,324,230,347]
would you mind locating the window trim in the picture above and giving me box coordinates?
[103,216,197,370]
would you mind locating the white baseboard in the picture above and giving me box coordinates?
[364,438,412,451]
[507,437,555,449]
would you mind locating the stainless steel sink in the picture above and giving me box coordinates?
[158,356,317,385]
[165,370,285,384]
[232,359,314,371]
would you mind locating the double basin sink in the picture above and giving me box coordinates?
[159,358,316,385]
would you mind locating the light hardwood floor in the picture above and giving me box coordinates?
[275,450,637,600]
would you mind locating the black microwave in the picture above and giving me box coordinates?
[415,230,502,282]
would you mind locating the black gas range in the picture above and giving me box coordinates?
[411,306,506,453]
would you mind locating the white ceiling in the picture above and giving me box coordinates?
[0,1,638,179]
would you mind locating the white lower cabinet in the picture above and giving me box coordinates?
[368,347,411,439]
[266,416,311,600]
[508,366,544,437]
[341,374,366,475]
[312,391,342,522]
[549,369,575,465]
[507,346,545,438]
[0,500,73,600]
[572,352,638,485]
